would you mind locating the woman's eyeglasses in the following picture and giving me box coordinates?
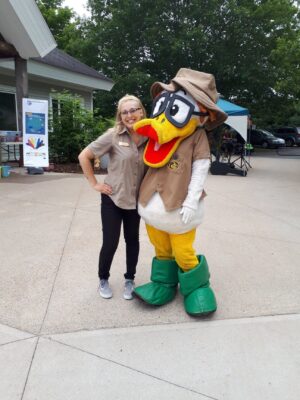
[120,107,141,116]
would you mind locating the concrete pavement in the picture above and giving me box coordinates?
[0,150,299,399]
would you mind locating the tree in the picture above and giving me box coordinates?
[86,0,300,126]
[36,0,88,60]
[37,0,300,126]
[36,1,114,162]
[269,29,300,126]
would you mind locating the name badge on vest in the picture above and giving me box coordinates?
[119,141,130,147]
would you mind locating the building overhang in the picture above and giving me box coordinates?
[0,0,56,59]
[0,59,114,92]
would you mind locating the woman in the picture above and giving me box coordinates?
[78,95,147,300]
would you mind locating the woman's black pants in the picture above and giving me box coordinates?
[98,194,140,280]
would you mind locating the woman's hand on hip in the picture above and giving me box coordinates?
[93,182,113,195]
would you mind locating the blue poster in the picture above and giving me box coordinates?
[25,112,45,135]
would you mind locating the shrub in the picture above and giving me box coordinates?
[49,90,114,163]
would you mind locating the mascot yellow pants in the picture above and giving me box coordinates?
[146,224,198,271]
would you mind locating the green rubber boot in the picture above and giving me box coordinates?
[178,255,217,316]
[134,258,178,305]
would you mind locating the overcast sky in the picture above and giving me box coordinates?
[62,0,90,17]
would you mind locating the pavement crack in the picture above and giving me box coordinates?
[46,337,219,400]
[0,335,37,347]
[20,337,40,400]
[37,180,85,336]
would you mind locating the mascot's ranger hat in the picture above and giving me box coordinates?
[151,68,227,131]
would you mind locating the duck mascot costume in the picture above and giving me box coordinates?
[133,68,227,316]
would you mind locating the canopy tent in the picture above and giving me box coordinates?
[217,98,249,142]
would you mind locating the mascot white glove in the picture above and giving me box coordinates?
[180,158,210,224]
[180,206,196,224]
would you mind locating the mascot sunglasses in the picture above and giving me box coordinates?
[151,90,209,128]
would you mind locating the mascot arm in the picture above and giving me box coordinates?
[180,158,210,224]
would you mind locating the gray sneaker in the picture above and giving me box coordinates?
[99,279,112,299]
[123,279,135,300]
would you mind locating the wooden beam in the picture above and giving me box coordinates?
[15,56,28,167]
[0,40,18,57]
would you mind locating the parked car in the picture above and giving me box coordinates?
[250,128,285,149]
[272,126,300,147]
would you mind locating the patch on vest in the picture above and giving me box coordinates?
[168,159,180,170]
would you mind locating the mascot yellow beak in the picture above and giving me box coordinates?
[134,89,209,168]
[134,115,199,168]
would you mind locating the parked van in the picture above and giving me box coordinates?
[250,129,285,149]
[273,127,300,147]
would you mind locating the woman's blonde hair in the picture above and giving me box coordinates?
[114,94,146,134]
